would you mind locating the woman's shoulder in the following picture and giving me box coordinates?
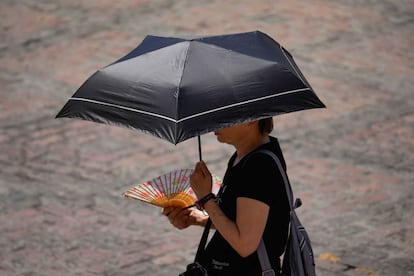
[248,136,286,170]
[242,151,278,171]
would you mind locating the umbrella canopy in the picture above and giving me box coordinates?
[56,31,325,145]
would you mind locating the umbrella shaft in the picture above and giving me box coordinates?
[198,136,202,161]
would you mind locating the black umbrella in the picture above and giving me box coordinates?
[56,31,325,159]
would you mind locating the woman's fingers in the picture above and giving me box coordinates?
[198,161,211,177]
[192,161,211,182]
[193,162,203,177]
[191,161,213,199]
[193,161,211,178]
[163,207,192,229]
[162,207,174,216]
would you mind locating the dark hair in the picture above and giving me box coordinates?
[258,117,273,134]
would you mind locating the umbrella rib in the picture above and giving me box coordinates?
[68,97,177,122]
[68,87,309,124]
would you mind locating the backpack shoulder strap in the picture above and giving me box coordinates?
[257,239,276,276]
[194,219,211,262]
[254,149,295,210]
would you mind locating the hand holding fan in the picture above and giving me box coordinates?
[123,169,222,208]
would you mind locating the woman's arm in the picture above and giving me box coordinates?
[204,196,269,257]
[191,161,269,257]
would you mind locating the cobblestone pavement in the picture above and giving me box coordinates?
[1,0,413,275]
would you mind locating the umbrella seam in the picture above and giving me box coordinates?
[174,41,192,139]
[68,87,310,124]
[280,45,306,85]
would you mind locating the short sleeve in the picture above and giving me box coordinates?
[236,153,286,207]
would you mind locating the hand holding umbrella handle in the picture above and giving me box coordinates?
[190,161,213,199]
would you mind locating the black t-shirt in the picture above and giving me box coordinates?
[200,136,290,275]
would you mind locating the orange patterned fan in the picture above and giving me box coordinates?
[123,169,222,208]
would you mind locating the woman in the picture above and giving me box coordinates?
[163,118,290,275]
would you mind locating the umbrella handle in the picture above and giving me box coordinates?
[198,135,202,161]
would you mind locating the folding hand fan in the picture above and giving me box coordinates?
[123,169,222,208]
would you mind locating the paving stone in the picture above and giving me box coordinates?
[0,0,413,275]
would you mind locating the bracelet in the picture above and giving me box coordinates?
[195,193,216,210]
